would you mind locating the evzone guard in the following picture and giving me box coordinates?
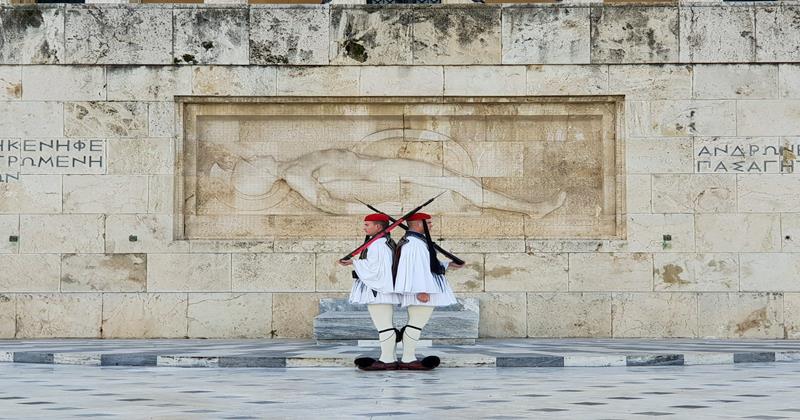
[338,202,464,371]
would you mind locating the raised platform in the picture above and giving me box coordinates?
[313,298,480,344]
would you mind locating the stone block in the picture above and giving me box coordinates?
[695,213,781,252]
[569,253,652,292]
[755,5,800,62]
[526,65,606,95]
[101,293,187,338]
[693,64,778,99]
[107,138,173,175]
[444,253,484,292]
[679,6,755,62]
[65,102,148,138]
[785,293,800,339]
[0,254,59,292]
[779,64,800,98]
[0,215,18,254]
[65,6,171,64]
[359,66,443,96]
[105,214,190,253]
[21,65,105,101]
[16,293,102,338]
[697,292,783,338]
[191,66,276,96]
[412,7,501,65]
[653,253,738,292]
[330,6,413,65]
[63,175,148,213]
[647,100,737,137]
[740,253,800,292]
[502,6,590,64]
[148,253,230,292]
[148,175,173,214]
[61,253,146,292]
[608,64,692,100]
[461,292,527,338]
[19,214,104,254]
[444,66,525,96]
[277,66,359,96]
[652,174,737,213]
[737,100,800,136]
[626,138,693,174]
[693,136,786,174]
[484,253,567,292]
[232,253,314,292]
[590,6,679,63]
[148,101,174,138]
[738,174,800,212]
[187,293,272,338]
[0,294,13,338]
[0,65,21,100]
[250,7,329,65]
[107,66,192,101]
[0,175,61,213]
[626,214,695,253]
[272,292,346,338]
[612,292,698,338]
[783,213,800,252]
[315,253,353,292]
[173,8,248,65]
[527,292,612,337]
[0,7,64,64]
[0,102,63,137]
[626,175,651,213]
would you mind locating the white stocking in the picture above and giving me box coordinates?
[367,304,396,363]
[401,305,434,363]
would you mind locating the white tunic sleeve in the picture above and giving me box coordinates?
[394,238,434,293]
[352,240,394,293]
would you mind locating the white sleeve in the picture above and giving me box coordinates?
[442,260,450,271]
[352,243,382,284]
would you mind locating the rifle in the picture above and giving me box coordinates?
[340,192,445,262]
[355,198,465,266]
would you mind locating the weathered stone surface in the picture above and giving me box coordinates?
[626,175,651,213]
[640,100,737,137]
[188,293,272,338]
[626,214,694,253]
[783,213,800,252]
[460,292,526,338]
[19,214,104,254]
[693,136,790,174]
[16,293,102,338]
[680,6,755,63]
[0,102,63,137]
[738,174,800,212]
[147,253,230,292]
[590,6,679,63]
[21,65,104,101]
[250,7,329,65]
[191,66,276,96]
[484,253,567,292]
[0,294,13,338]
[652,174,737,213]
[503,7,590,64]
[693,64,778,99]
[755,6,800,62]
[444,254,484,292]
[232,253,314,292]
[569,253,653,292]
[65,102,148,138]
[148,101,174,138]
[786,293,800,339]
[0,7,64,64]
[272,292,346,338]
[330,6,413,65]
[740,253,800,292]
[360,66,443,96]
[277,66,359,96]
[63,175,148,213]
[697,293,783,338]
[626,138,693,174]
[315,253,352,292]
[0,254,59,292]
[612,292,698,338]
[0,65,21,100]
[444,66,525,95]
[148,175,173,214]
[780,64,800,98]
[0,215,18,254]
[173,8,248,65]
[64,6,171,64]
[105,214,190,253]
[0,175,61,213]
[412,7,501,65]
[695,213,781,252]
[653,253,738,292]
[107,66,192,101]
[61,253,146,292]
[528,292,611,338]
[526,65,606,95]
[609,65,692,99]
[102,293,187,338]
[440,215,524,239]
[737,101,800,136]
[189,240,273,254]
[273,239,355,254]
[107,138,173,175]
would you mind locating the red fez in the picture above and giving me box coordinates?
[364,213,390,222]
[406,212,431,221]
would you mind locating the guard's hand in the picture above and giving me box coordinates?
[449,262,465,270]
[338,259,353,266]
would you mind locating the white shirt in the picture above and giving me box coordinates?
[352,238,395,293]
[393,234,450,294]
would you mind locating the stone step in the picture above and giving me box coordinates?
[313,310,479,340]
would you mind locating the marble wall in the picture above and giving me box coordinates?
[1,3,800,339]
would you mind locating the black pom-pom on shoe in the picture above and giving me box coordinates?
[354,357,376,368]
[421,356,440,369]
